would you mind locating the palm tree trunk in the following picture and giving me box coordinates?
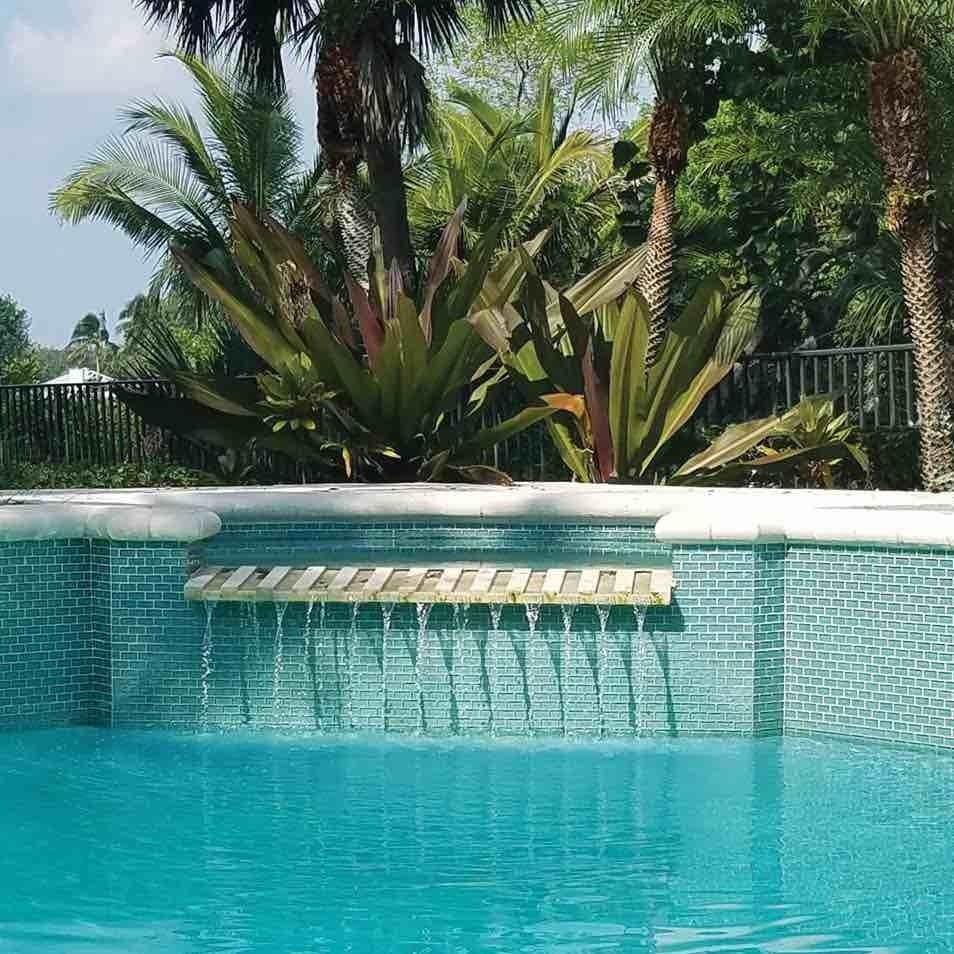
[899,219,954,488]
[641,176,678,365]
[364,135,415,280]
[869,49,954,490]
[639,97,688,367]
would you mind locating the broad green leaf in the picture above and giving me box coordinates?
[673,414,787,478]
[565,246,647,316]
[454,405,557,456]
[545,418,591,481]
[171,245,297,371]
[487,229,552,304]
[416,320,485,420]
[675,442,861,486]
[299,313,380,422]
[608,292,649,476]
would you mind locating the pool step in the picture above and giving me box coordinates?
[184,564,673,606]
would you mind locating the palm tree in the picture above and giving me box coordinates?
[68,313,117,375]
[407,75,619,283]
[52,53,330,328]
[135,0,538,279]
[554,0,750,362]
[806,0,954,489]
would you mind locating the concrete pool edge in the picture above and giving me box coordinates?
[5,483,954,548]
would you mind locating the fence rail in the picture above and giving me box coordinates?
[0,344,919,480]
[700,344,917,430]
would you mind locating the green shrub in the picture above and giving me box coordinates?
[0,462,216,490]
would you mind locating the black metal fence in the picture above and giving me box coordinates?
[700,344,917,430]
[0,344,919,480]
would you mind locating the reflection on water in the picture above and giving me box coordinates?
[0,730,950,953]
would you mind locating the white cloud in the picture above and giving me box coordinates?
[3,0,176,95]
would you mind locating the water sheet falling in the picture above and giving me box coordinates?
[380,602,395,731]
[303,599,318,729]
[632,605,647,736]
[523,604,541,734]
[488,604,503,736]
[346,603,359,729]
[595,605,611,738]
[413,603,432,733]
[558,605,576,737]
[273,602,288,719]
[200,602,215,729]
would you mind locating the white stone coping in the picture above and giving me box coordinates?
[0,502,221,543]
[4,483,954,549]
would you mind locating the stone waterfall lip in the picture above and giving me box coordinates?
[0,501,221,543]
[4,482,954,547]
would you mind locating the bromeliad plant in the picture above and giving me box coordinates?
[672,396,870,488]
[123,200,572,482]
[471,268,760,482]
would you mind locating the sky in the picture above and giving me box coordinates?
[0,0,317,347]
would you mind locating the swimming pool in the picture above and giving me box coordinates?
[2,728,952,952]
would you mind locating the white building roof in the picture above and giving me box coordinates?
[43,367,114,385]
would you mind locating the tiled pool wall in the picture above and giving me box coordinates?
[2,521,954,748]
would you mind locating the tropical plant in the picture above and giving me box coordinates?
[52,53,330,330]
[554,0,751,361]
[672,396,869,486]
[122,202,564,482]
[67,313,117,374]
[806,0,954,489]
[471,266,756,482]
[408,75,620,287]
[0,294,33,383]
[136,0,537,278]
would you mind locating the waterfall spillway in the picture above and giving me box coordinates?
[185,558,668,736]
[200,602,215,728]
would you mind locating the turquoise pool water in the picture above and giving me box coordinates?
[2,730,952,952]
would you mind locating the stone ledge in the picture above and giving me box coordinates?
[656,504,954,549]
[0,503,221,543]
[5,483,954,548]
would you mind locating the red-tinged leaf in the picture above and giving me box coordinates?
[345,273,384,367]
[420,200,466,345]
[583,337,615,481]
[331,297,358,350]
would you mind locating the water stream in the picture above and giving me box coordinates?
[272,602,288,718]
[346,603,359,729]
[524,604,540,734]
[595,605,611,737]
[488,604,503,737]
[632,605,647,736]
[380,602,395,731]
[413,603,431,733]
[559,605,576,737]
[200,602,215,729]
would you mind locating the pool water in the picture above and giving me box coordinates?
[2,730,953,952]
